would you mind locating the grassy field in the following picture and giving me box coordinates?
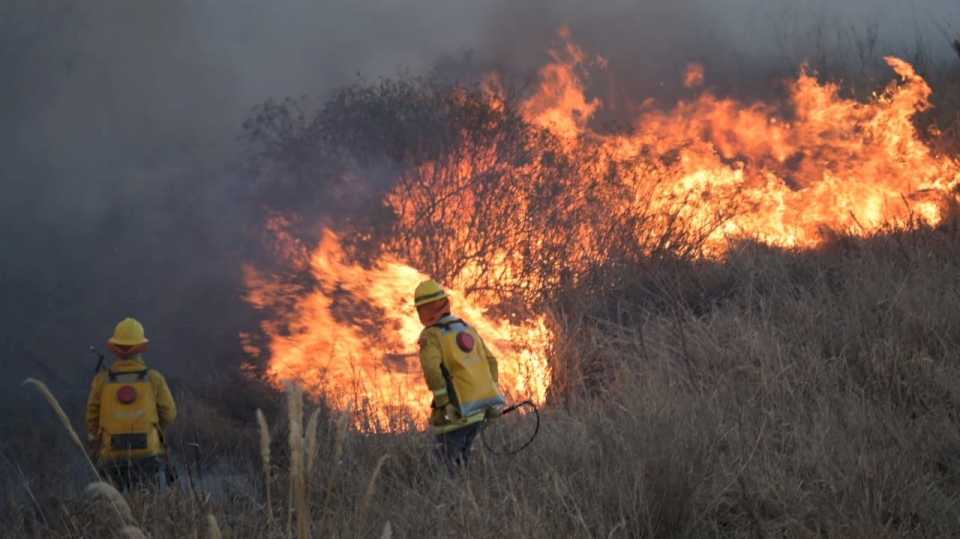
[5,219,960,538]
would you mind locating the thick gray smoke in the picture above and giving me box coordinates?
[1,0,956,404]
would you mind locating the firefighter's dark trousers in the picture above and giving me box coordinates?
[100,455,165,491]
[435,422,482,471]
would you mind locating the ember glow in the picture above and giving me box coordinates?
[245,32,959,430]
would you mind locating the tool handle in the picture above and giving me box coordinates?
[89,345,105,374]
[502,399,533,415]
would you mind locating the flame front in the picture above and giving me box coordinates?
[245,32,959,431]
[244,229,551,431]
[519,36,959,251]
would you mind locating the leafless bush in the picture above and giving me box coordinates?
[243,76,729,316]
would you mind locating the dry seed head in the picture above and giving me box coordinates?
[23,378,82,448]
[287,383,309,539]
[120,526,148,539]
[256,408,273,524]
[359,454,391,522]
[287,383,304,485]
[23,378,100,479]
[256,409,272,471]
[320,410,350,533]
[306,407,321,476]
[86,481,134,524]
[207,514,223,539]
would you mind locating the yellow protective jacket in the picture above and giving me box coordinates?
[85,356,176,461]
[418,315,503,433]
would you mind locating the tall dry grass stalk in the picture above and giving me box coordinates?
[287,472,293,539]
[318,411,350,535]
[86,481,134,525]
[120,526,148,539]
[357,454,390,527]
[306,408,321,477]
[22,378,100,479]
[332,412,348,467]
[256,408,273,524]
[207,514,223,539]
[287,383,309,539]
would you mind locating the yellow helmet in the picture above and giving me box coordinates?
[108,317,149,346]
[414,279,448,306]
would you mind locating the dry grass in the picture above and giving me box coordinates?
[256,408,273,524]
[85,481,134,525]
[332,412,348,461]
[5,225,960,537]
[22,378,100,480]
[357,454,391,527]
[287,383,308,539]
[305,408,321,477]
[120,526,148,539]
[206,514,222,539]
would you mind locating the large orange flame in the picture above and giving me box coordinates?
[519,35,958,251]
[244,227,551,431]
[245,32,958,431]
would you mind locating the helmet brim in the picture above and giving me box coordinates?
[107,336,150,346]
[414,291,448,307]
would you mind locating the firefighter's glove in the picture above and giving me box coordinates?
[429,407,447,427]
[85,433,100,455]
[484,406,503,421]
[444,404,459,422]
[430,394,452,426]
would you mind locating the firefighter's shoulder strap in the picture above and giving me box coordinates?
[431,318,467,332]
[107,369,150,383]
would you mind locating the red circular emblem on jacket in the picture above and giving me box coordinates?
[116,385,138,404]
[456,332,475,352]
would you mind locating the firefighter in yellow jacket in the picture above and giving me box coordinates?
[415,280,503,468]
[85,317,177,489]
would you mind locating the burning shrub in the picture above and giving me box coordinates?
[244,75,723,312]
[241,32,960,427]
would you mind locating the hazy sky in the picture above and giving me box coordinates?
[13,0,960,171]
[201,0,958,111]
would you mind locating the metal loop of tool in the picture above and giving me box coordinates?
[480,399,540,455]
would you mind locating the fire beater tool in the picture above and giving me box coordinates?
[89,345,105,374]
[480,399,540,455]
[154,429,178,486]
[188,441,203,483]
